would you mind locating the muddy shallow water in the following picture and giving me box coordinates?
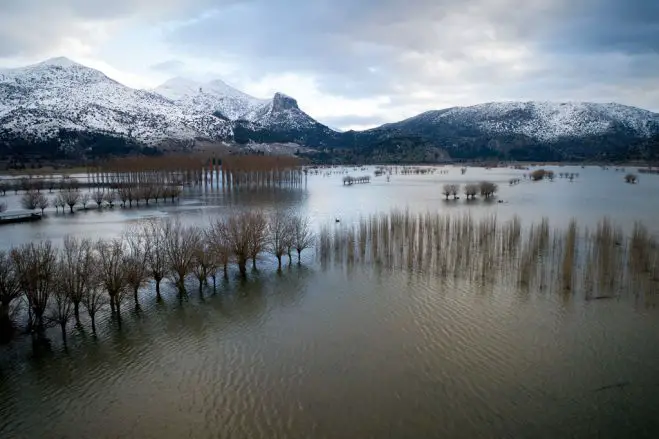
[1,165,659,439]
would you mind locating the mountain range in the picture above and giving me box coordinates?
[1,57,658,163]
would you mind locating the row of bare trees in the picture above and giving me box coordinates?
[0,211,314,344]
[0,176,82,195]
[442,181,499,200]
[17,184,183,214]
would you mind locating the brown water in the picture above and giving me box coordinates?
[2,165,659,438]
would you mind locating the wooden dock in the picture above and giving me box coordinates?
[0,212,43,225]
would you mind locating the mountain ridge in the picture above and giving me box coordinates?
[1,57,659,162]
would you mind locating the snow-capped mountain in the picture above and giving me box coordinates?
[0,57,232,145]
[1,57,658,162]
[233,93,340,146]
[153,77,267,121]
[381,101,659,142]
[359,101,659,160]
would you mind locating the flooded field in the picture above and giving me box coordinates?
[1,165,659,439]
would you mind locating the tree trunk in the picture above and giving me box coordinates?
[252,258,257,270]
[0,302,11,342]
[223,264,228,279]
[90,313,97,334]
[277,255,282,271]
[297,249,302,263]
[176,277,186,295]
[60,322,67,345]
[109,294,116,314]
[155,278,162,300]
[73,301,81,325]
[69,204,74,213]
[198,280,203,295]
[238,259,247,277]
[211,275,216,290]
[287,251,292,265]
[133,286,140,307]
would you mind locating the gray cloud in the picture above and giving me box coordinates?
[150,59,186,72]
[164,0,659,113]
[0,0,217,57]
[1,0,658,127]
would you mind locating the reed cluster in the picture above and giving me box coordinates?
[317,211,658,300]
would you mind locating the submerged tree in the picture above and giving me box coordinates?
[464,183,478,200]
[58,236,96,325]
[142,219,169,300]
[479,181,498,199]
[267,210,294,271]
[50,275,74,345]
[21,190,40,210]
[95,239,128,317]
[123,226,150,307]
[164,220,200,295]
[0,250,21,342]
[208,219,232,280]
[292,214,314,263]
[11,241,57,336]
[625,173,638,184]
[36,193,49,214]
[442,184,452,200]
[223,212,253,277]
[247,211,268,270]
[62,189,81,213]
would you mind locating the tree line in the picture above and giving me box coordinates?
[442,181,498,200]
[0,211,314,345]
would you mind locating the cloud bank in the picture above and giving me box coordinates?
[1,0,658,129]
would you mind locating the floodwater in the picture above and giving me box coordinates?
[2,165,659,439]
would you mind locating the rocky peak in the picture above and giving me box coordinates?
[271,92,299,111]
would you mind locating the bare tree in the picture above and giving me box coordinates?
[36,192,49,214]
[0,201,6,214]
[191,239,214,293]
[223,212,252,277]
[625,173,638,184]
[54,193,66,213]
[93,191,105,208]
[50,273,74,345]
[21,190,39,210]
[247,211,268,270]
[58,236,96,325]
[464,183,478,200]
[292,215,315,263]
[267,210,293,271]
[0,180,7,196]
[103,191,116,208]
[208,219,232,280]
[450,184,459,199]
[81,282,106,334]
[117,186,130,207]
[11,241,57,335]
[142,219,168,300]
[123,226,150,307]
[0,250,21,341]
[479,181,498,199]
[164,220,201,295]
[80,192,91,209]
[442,184,452,200]
[95,239,128,317]
[62,189,81,213]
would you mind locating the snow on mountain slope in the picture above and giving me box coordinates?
[0,58,232,144]
[393,101,659,142]
[242,93,327,130]
[153,77,267,121]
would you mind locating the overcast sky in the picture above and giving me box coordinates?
[1,0,658,130]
